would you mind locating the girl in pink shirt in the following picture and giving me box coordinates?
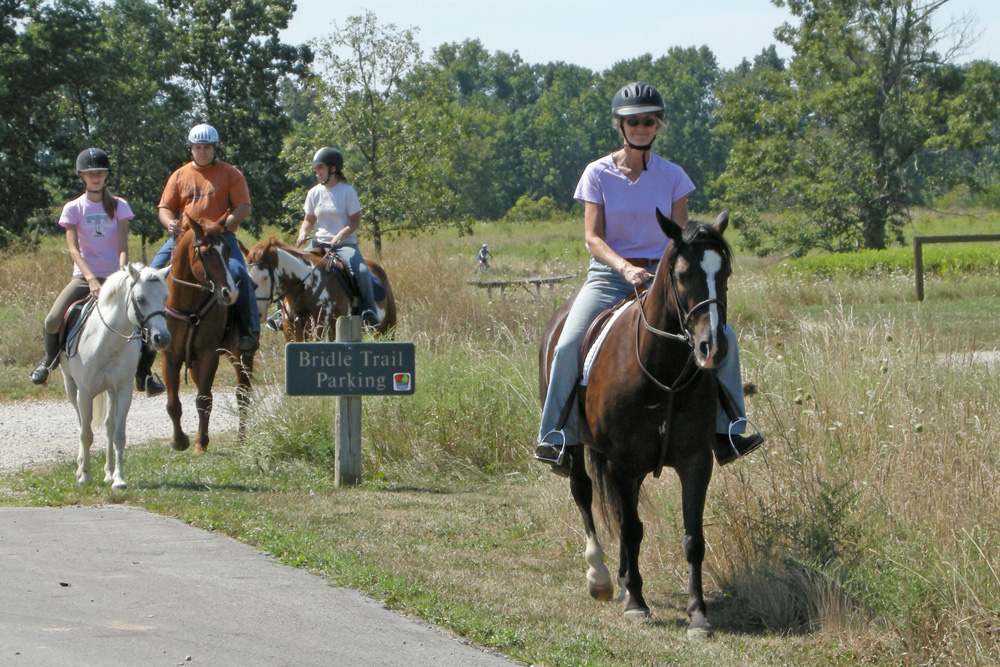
[29,148,133,385]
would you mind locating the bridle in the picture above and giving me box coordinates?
[167,238,223,296]
[93,279,167,344]
[631,247,728,393]
[249,247,332,325]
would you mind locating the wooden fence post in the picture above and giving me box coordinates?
[335,315,362,487]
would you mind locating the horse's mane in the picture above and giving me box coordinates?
[673,221,733,264]
[99,265,133,306]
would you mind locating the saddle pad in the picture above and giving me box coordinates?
[63,299,98,358]
[581,300,633,386]
[329,264,386,303]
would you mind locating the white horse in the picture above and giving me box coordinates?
[61,263,171,489]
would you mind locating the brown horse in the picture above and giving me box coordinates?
[162,215,253,453]
[243,234,396,341]
[540,209,733,637]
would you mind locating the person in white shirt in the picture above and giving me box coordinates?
[296,147,380,327]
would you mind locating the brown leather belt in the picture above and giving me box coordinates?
[624,257,658,268]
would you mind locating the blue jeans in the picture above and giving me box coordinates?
[311,241,378,314]
[151,231,260,334]
[538,257,747,446]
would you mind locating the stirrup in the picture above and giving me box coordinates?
[720,418,765,459]
[535,429,570,465]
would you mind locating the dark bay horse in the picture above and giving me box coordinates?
[162,215,253,453]
[243,234,397,341]
[540,209,733,637]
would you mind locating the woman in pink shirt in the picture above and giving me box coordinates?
[534,82,763,475]
[29,148,134,385]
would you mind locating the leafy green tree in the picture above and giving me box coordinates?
[299,10,464,254]
[160,0,312,232]
[717,0,984,255]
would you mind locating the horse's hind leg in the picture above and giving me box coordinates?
[678,458,714,638]
[569,452,613,601]
[616,476,649,619]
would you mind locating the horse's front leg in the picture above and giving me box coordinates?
[678,454,714,638]
[617,476,649,619]
[193,354,221,453]
[163,351,189,451]
[105,385,132,489]
[234,351,254,442]
[569,453,613,601]
[75,392,94,485]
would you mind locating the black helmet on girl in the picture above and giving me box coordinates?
[311,147,344,170]
[75,148,111,173]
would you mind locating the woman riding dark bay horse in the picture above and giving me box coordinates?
[540,209,741,636]
[161,214,254,453]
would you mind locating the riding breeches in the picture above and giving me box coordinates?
[44,276,104,334]
[538,257,749,447]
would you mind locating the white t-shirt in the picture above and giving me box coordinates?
[574,153,695,260]
[58,194,134,278]
[303,181,362,245]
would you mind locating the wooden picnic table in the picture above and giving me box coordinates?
[466,275,574,299]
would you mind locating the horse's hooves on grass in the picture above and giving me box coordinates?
[171,437,190,451]
[77,475,92,485]
[112,481,127,490]
[193,444,208,454]
[588,581,615,601]
[623,607,650,620]
[687,625,714,640]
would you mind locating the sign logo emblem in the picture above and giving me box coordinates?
[393,373,411,392]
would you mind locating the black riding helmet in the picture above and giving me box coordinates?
[612,82,664,170]
[311,147,344,170]
[76,148,111,173]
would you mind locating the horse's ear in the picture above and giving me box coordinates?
[713,209,729,235]
[188,215,205,237]
[237,237,249,257]
[155,265,171,283]
[126,262,141,282]
[655,207,685,246]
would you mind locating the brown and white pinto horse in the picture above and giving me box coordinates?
[243,235,396,341]
[540,209,733,637]
[162,215,254,453]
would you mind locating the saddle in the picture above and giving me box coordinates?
[60,297,98,358]
[307,246,386,303]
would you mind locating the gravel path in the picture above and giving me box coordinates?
[0,390,239,474]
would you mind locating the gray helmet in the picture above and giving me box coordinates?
[311,147,344,170]
[612,82,665,117]
[75,148,111,173]
[187,123,219,145]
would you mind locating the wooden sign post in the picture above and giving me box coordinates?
[285,316,415,487]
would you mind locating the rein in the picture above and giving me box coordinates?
[92,281,166,345]
[630,252,728,477]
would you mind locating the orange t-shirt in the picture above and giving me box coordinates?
[157,160,251,227]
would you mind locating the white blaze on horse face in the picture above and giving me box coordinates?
[700,250,723,334]
[214,242,238,294]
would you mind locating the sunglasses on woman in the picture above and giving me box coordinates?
[625,116,658,127]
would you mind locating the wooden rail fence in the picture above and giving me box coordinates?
[913,234,1000,301]
[467,275,573,299]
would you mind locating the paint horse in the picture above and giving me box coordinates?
[243,235,396,341]
[60,263,171,488]
[161,215,254,453]
[540,209,734,637]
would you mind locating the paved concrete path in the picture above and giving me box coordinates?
[0,506,520,666]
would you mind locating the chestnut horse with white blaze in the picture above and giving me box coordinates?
[540,209,734,637]
[162,215,254,453]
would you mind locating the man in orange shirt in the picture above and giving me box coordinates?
[148,123,259,360]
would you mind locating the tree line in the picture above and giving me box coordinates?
[3,0,998,257]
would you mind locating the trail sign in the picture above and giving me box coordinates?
[285,342,415,396]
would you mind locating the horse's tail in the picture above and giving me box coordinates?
[92,390,108,432]
[586,447,628,536]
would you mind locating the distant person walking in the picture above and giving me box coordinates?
[477,244,492,272]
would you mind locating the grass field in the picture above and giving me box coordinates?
[2,209,999,665]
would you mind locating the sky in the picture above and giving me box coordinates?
[280,0,999,72]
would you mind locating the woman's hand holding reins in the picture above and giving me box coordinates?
[621,262,653,288]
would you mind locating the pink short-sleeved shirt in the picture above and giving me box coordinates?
[58,194,133,278]
[574,153,695,260]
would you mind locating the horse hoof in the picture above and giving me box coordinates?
[687,624,714,640]
[172,437,190,451]
[588,581,615,601]
[623,607,650,620]
[112,480,128,490]
[193,444,208,454]
[77,474,92,485]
